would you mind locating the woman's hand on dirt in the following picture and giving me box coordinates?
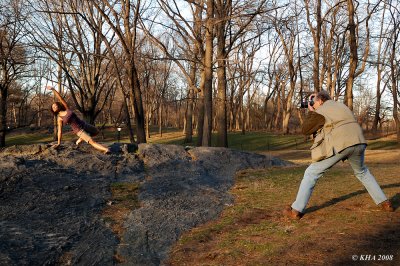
[51,143,60,149]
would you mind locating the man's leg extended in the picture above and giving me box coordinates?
[291,151,348,213]
[347,144,388,205]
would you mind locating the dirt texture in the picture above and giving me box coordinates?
[0,143,290,265]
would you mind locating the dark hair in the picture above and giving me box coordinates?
[315,90,331,102]
[50,102,66,115]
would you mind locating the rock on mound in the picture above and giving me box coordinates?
[118,144,290,265]
[0,143,291,265]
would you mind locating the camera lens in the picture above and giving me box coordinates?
[309,96,315,106]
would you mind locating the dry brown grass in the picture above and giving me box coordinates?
[167,150,400,266]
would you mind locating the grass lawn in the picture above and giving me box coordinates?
[167,151,400,265]
[3,124,311,151]
[154,131,311,151]
[5,126,400,151]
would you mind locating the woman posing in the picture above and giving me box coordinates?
[47,86,110,154]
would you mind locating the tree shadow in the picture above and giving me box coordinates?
[305,183,400,214]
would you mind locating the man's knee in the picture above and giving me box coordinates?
[353,166,369,180]
[304,166,321,180]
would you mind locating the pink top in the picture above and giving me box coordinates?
[60,109,86,134]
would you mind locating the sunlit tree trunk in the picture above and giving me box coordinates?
[202,0,214,147]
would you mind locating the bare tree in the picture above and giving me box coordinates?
[28,0,116,126]
[372,3,388,133]
[0,0,27,147]
[90,0,147,143]
[214,0,268,146]
[387,0,400,141]
[139,0,205,144]
[304,0,322,91]
[273,6,299,134]
[345,0,377,110]
[201,0,214,146]
[263,31,282,128]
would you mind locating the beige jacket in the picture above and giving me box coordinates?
[311,100,366,161]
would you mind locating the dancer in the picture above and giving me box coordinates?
[47,86,110,154]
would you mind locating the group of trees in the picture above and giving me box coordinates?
[1,0,400,148]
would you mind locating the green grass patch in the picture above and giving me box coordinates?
[157,131,310,151]
[366,139,400,150]
[5,127,399,152]
[6,132,56,145]
[102,182,140,237]
[109,182,140,208]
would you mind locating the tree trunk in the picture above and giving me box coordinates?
[159,100,163,137]
[241,87,245,135]
[389,22,400,142]
[12,103,17,128]
[202,0,214,147]
[391,69,400,142]
[184,88,193,143]
[83,109,96,125]
[372,7,387,133]
[345,0,357,110]
[184,61,196,143]
[305,0,322,91]
[146,109,150,140]
[215,19,228,147]
[273,90,281,130]
[372,68,383,133]
[196,70,205,146]
[130,64,146,143]
[0,86,7,147]
[123,93,135,143]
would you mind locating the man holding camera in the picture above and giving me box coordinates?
[283,90,394,220]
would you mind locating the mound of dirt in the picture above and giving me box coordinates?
[0,143,291,265]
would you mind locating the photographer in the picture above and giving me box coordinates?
[283,90,394,220]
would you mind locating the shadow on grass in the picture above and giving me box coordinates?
[305,184,400,214]
[332,199,400,265]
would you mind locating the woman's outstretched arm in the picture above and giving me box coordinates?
[52,117,63,149]
[46,86,69,109]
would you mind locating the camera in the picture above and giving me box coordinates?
[300,95,315,108]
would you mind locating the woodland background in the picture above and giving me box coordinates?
[1,0,400,148]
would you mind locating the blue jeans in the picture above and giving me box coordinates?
[292,144,388,213]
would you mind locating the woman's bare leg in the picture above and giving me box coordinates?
[88,140,110,153]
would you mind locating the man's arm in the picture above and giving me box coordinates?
[302,112,325,135]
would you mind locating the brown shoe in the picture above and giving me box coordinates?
[283,205,303,220]
[379,200,394,212]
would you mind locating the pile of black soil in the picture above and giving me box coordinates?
[0,143,290,265]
